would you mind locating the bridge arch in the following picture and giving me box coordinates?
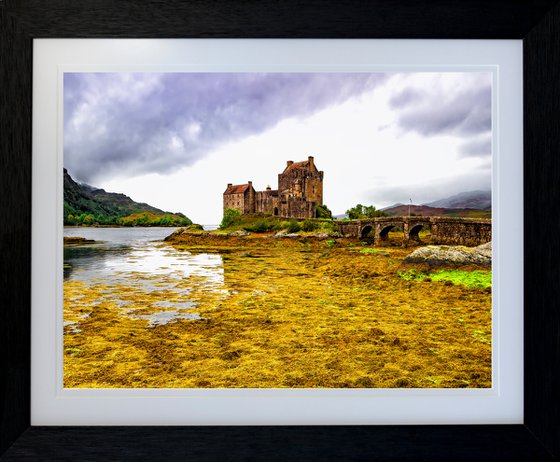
[360,225,373,238]
[374,221,404,244]
[408,223,426,242]
[379,225,396,239]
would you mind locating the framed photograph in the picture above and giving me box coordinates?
[1,1,559,460]
[32,39,520,427]
[61,69,496,390]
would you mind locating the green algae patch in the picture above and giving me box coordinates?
[430,270,491,289]
[64,237,492,389]
[399,269,491,289]
[398,269,427,282]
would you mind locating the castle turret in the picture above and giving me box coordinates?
[287,160,293,168]
[308,156,314,170]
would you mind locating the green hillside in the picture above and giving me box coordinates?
[63,169,192,227]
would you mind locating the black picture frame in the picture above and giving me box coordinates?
[1,1,559,460]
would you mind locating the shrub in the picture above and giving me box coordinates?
[324,221,339,232]
[286,220,301,233]
[81,214,96,226]
[220,208,242,229]
[277,221,291,231]
[345,204,388,219]
[243,220,276,233]
[301,220,318,232]
[315,204,333,219]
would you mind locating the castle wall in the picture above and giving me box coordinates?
[245,188,255,215]
[294,199,316,219]
[255,190,276,215]
[223,193,246,214]
[278,169,303,197]
[223,185,256,215]
[305,174,323,205]
[278,198,316,219]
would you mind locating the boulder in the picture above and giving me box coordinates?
[313,231,341,239]
[403,242,491,267]
[229,230,250,237]
[186,224,204,231]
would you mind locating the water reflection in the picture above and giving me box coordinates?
[65,244,223,283]
[64,227,225,327]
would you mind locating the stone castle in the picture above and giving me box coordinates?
[224,156,324,219]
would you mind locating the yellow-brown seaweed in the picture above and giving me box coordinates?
[64,234,491,388]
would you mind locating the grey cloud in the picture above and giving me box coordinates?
[458,136,492,158]
[394,78,491,137]
[64,73,388,184]
[389,88,425,109]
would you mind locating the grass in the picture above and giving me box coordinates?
[219,213,338,234]
[64,235,491,388]
[360,248,380,255]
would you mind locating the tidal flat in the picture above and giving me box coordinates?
[64,233,491,388]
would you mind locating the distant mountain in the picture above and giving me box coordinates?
[380,202,404,211]
[63,169,192,226]
[423,190,491,210]
[379,190,491,218]
[382,204,491,219]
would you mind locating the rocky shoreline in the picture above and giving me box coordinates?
[164,228,492,268]
[164,227,342,243]
[63,236,96,245]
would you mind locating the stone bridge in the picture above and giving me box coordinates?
[336,216,491,247]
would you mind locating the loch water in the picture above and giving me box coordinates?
[64,227,224,326]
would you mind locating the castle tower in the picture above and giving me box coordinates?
[278,156,323,218]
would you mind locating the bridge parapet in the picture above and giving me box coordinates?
[335,216,491,247]
[428,217,491,246]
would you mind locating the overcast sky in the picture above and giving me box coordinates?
[64,72,492,224]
